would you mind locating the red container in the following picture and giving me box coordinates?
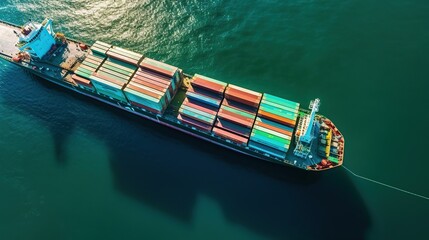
[84,58,101,66]
[129,100,162,114]
[92,72,124,86]
[221,98,257,115]
[258,110,296,126]
[254,120,293,137]
[212,127,248,144]
[106,51,139,66]
[132,79,166,93]
[98,67,128,80]
[139,61,176,78]
[177,114,212,132]
[135,69,171,85]
[191,78,225,95]
[126,83,161,99]
[224,91,260,108]
[227,84,262,98]
[183,98,218,116]
[226,88,261,102]
[72,74,93,88]
[86,55,103,63]
[217,110,253,128]
[219,109,253,123]
[133,75,169,88]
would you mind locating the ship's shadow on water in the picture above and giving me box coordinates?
[2,68,371,240]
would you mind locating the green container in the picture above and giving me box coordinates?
[98,69,129,81]
[253,125,291,140]
[259,104,297,120]
[261,99,298,113]
[180,105,215,120]
[75,71,91,79]
[252,128,291,145]
[104,60,136,73]
[82,61,99,69]
[102,64,133,76]
[76,67,93,75]
[179,108,213,125]
[107,58,136,70]
[97,71,127,83]
[221,105,255,119]
[91,46,107,56]
[263,93,299,109]
[109,48,142,61]
[249,134,287,152]
[328,156,340,164]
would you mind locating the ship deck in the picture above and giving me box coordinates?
[0,19,344,171]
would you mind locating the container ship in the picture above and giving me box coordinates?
[0,18,345,171]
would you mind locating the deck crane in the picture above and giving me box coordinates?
[293,98,320,159]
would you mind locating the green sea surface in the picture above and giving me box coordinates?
[1,1,428,239]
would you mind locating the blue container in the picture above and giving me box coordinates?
[186,91,220,108]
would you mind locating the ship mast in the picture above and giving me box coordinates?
[293,98,320,159]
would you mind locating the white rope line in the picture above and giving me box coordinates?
[342,165,429,201]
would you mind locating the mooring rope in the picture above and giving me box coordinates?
[342,165,429,201]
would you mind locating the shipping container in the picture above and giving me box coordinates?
[110,46,143,60]
[255,117,294,132]
[221,105,255,120]
[252,125,292,141]
[179,108,214,125]
[259,104,298,121]
[258,110,296,126]
[225,89,261,108]
[260,99,299,115]
[124,88,164,112]
[90,46,107,56]
[227,84,262,98]
[191,75,226,95]
[251,128,291,145]
[106,50,139,66]
[194,74,227,88]
[187,85,222,101]
[180,105,215,121]
[262,93,300,109]
[254,120,293,137]
[186,91,221,108]
[249,133,288,152]
[98,67,130,81]
[217,110,253,128]
[93,41,111,49]
[72,74,93,89]
[140,57,178,79]
[183,99,218,116]
[177,114,212,132]
[90,75,128,102]
[215,118,251,137]
[248,140,286,159]
[212,127,248,145]
[221,98,257,115]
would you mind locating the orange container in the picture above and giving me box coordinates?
[217,110,253,128]
[258,110,296,126]
[72,74,93,88]
[183,98,218,115]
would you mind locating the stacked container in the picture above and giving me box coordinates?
[178,74,226,132]
[89,72,128,103]
[90,41,111,56]
[123,57,182,115]
[248,93,300,159]
[97,57,136,84]
[106,46,143,66]
[73,51,105,90]
[212,85,261,144]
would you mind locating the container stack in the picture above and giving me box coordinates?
[90,41,111,56]
[212,85,262,145]
[73,51,105,90]
[89,72,128,103]
[139,57,182,93]
[97,57,137,85]
[248,93,300,159]
[178,74,226,132]
[106,46,143,66]
[123,57,182,115]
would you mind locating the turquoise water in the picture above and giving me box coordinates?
[1,1,429,239]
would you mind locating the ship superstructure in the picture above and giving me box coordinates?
[0,18,345,171]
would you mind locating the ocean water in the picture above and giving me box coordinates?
[1,1,428,239]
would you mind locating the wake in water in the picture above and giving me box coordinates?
[342,165,429,201]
